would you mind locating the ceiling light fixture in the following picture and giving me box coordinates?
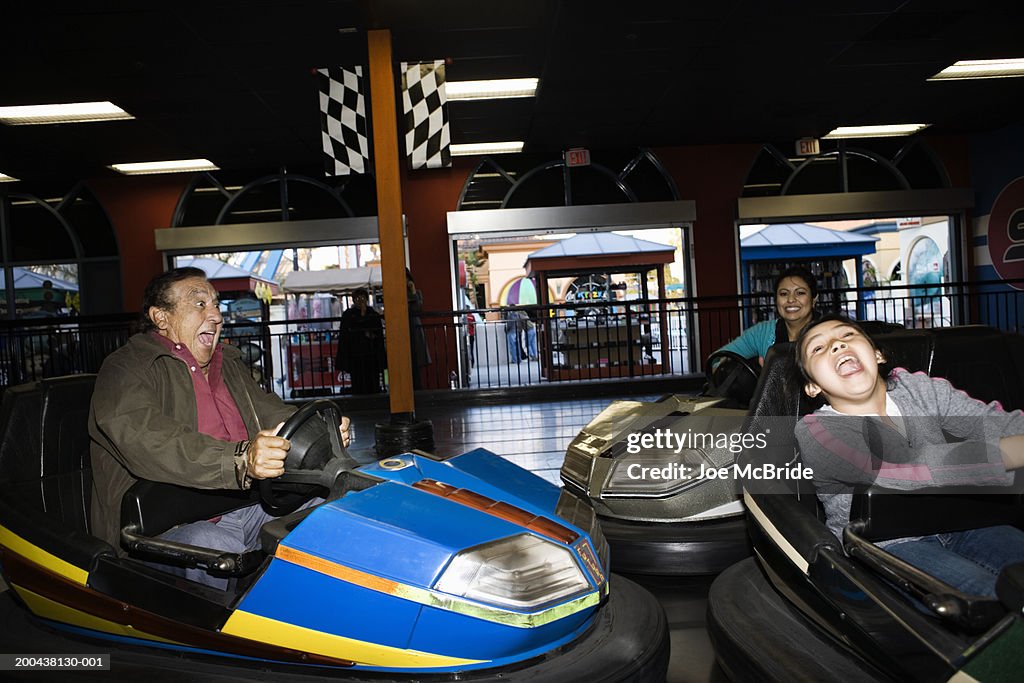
[929,58,1024,80]
[0,101,134,125]
[108,159,219,175]
[823,124,931,139]
[450,141,524,156]
[446,78,538,101]
[0,172,19,183]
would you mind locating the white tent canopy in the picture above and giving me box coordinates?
[281,266,382,294]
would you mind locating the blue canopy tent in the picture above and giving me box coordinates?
[740,223,878,319]
[0,267,78,295]
[0,267,79,316]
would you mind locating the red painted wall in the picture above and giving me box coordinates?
[655,144,760,297]
[88,175,189,312]
[655,144,761,355]
[400,159,473,388]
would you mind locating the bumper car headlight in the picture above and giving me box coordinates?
[435,533,591,611]
[603,450,711,498]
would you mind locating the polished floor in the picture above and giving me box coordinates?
[0,392,728,682]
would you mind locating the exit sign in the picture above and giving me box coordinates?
[565,148,591,167]
[796,137,820,156]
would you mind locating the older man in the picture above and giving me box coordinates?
[90,267,349,588]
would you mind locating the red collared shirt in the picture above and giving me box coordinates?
[151,332,249,441]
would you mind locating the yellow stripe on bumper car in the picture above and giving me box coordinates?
[0,525,89,585]
[14,586,178,645]
[221,609,485,668]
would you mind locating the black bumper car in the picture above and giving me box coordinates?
[707,325,1024,682]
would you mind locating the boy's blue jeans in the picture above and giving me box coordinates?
[885,525,1024,598]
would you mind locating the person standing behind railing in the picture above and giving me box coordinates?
[502,307,522,364]
[337,288,384,394]
[524,309,538,360]
[407,269,431,389]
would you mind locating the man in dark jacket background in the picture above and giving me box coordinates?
[90,267,350,588]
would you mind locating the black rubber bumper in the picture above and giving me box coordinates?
[600,513,751,575]
[706,558,888,683]
[0,574,668,683]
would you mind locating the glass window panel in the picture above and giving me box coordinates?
[9,198,75,261]
[176,176,233,227]
[222,179,284,224]
[566,167,631,206]
[59,188,118,257]
[505,166,566,208]
[284,179,348,221]
[9,263,78,319]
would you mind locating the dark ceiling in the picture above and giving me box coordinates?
[2,1,1023,183]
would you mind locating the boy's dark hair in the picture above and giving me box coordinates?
[794,312,890,384]
[138,267,208,332]
[774,265,818,299]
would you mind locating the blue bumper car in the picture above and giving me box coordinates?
[0,378,667,681]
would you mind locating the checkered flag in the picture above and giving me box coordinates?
[401,61,451,170]
[317,66,370,175]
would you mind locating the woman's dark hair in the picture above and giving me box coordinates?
[774,266,818,300]
[794,312,891,384]
[137,267,208,332]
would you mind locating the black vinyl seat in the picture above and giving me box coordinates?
[0,374,115,571]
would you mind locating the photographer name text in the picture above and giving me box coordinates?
[625,462,814,481]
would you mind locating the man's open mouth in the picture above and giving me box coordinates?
[198,331,216,346]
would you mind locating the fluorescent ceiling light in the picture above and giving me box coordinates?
[109,159,219,175]
[929,58,1024,80]
[823,124,930,139]
[0,172,19,183]
[446,78,538,101]
[451,141,524,156]
[0,101,134,125]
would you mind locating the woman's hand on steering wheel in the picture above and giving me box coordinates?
[340,416,351,449]
[704,350,762,384]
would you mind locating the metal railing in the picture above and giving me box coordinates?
[2,279,1022,395]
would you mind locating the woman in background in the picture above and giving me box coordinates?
[714,265,819,366]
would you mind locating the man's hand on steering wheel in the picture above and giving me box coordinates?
[248,423,289,480]
[248,415,350,481]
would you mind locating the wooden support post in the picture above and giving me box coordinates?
[367,29,414,418]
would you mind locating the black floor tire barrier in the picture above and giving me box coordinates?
[599,513,750,575]
[706,558,888,683]
[374,419,435,457]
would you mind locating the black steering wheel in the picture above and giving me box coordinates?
[258,399,354,515]
[704,350,762,404]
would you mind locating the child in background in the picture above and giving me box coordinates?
[794,314,1024,598]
